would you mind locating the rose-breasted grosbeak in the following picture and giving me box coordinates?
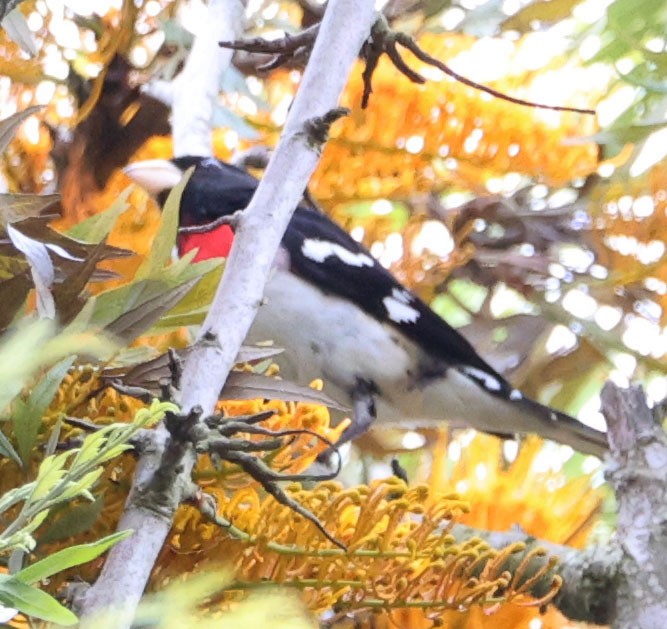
[125,156,606,456]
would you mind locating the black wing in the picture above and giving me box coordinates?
[284,207,513,393]
[178,157,512,395]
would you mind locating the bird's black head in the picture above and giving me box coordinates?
[124,156,259,227]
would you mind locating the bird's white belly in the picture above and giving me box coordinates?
[246,271,523,434]
[247,270,416,406]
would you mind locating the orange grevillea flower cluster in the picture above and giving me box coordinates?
[159,478,561,619]
[429,433,603,548]
[251,33,599,211]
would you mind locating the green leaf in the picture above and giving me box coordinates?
[57,468,104,501]
[16,530,132,585]
[0,428,20,465]
[0,106,42,155]
[0,193,60,226]
[134,168,192,280]
[67,187,132,243]
[105,276,201,342]
[222,372,347,410]
[13,357,75,465]
[0,574,77,625]
[37,495,104,544]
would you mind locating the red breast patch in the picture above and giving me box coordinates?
[177,224,235,262]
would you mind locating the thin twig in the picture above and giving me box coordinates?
[178,209,244,235]
[393,31,595,115]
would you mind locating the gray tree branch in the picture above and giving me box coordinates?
[77,1,376,626]
[454,382,667,628]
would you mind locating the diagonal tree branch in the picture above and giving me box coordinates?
[78,1,376,626]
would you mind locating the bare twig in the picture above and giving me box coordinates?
[364,16,595,114]
[220,14,595,115]
[178,209,244,234]
[219,23,320,55]
[220,24,320,71]
[390,29,595,115]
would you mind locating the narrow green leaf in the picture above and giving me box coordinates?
[0,484,33,515]
[0,574,77,625]
[57,467,104,501]
[0,428,20,465]
[105,276,201,342]
[67,187,132,243]
[38,496,104,544]
[135,168,193,280]
[16,530,132,585]
[13,357,75,465]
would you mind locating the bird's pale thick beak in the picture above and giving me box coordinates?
[123,159,184,195]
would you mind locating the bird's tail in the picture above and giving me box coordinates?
[512,396,607,457]
[417,372,608,457]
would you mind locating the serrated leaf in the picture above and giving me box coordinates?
[72,429,107,467]
[1,9,37,56]
[7,224,55,319]
[0,574,77,625]
[17,530,131,585]
[135,168,192,280]
[222,372,347,410]
[105,276,201,342]
[0,193,59,226]
[13,357,74,465]
[0,106,41,155]
[33,451,71,499]
[67,187,132,243]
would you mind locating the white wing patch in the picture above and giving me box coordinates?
[461,366,502,392]
[510,389,523,401]
[301,238,374,268]
[383,288,420,324]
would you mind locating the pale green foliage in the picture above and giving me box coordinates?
[0,398,177,555]
[0,400,176,624]
[132,572,315,629]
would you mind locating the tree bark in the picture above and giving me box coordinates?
[602,383,667,628]
[453,383,667,628]
[77,1,376,626]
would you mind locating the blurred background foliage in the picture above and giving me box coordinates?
[1,0,666,626]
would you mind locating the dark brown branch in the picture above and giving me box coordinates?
[365,16,595,114]
[392,30,596,115]
[222,16,595,115]
[219,24,320,72]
